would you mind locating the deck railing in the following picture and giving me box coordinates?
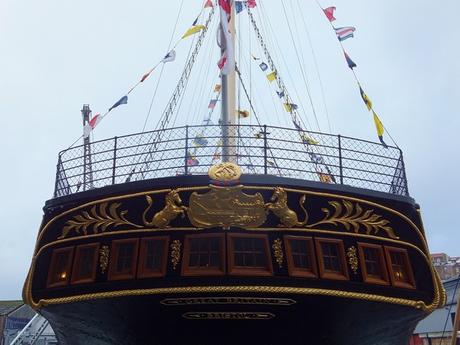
[54,125,409,198]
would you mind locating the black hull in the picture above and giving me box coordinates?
[42,294,424,345]
[25,171,444,345]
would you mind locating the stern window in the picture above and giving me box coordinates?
[228,234,273,276]
[315,238,349,281]
[108,239,139,281]
[358,243,389,285]
[182,234,225,276]
[385,247,415,289]
[47,247,74,288]
[71,243,99,284]
[284,236,317,278]
[138,237,169,278]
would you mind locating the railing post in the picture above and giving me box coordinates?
[54,154,62,198]
[184,125,189,175]
[399,149,409,196]
[263,125,268,175]
[338,135,343,185]
[112,136,117,185]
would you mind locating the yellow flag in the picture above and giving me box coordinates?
[318,172,332,184]
[372,111,384,137]
[182,25,206,39]
[301,134,318,145]
[266,71,277,82]
[214,84,221,93]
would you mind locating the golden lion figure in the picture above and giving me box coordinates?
[142,190,187,228]
[265,187,308,227]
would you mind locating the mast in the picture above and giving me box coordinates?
[81,104,94,191]
[220,0,236,162]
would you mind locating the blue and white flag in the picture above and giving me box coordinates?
[109,95,128,111]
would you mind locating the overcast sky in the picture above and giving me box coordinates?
[0,0,458,300]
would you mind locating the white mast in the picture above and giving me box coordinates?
[220,0,236,163]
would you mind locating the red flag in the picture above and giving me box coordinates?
[89,113,101,129]
[247,0,257,8]
[204,0,213,8]
[323,6,336,22]
[218,0,231,15]
[140,70,152,82]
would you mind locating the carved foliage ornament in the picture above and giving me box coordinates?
[346,246,359,275]
[170,240,182,270]
[99,245,110,274]
[59,202,141,239]
[272,238,284,268]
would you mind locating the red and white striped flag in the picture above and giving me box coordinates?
[83,113,101,138]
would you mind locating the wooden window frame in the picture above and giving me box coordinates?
[384,246,416,289]
[47,246,74,288]
[284,236,318,278]
[227,233,273,277]
[137,236,169,278]
[108,238,139,281]
[357,242,389,286]
[315,238,349,281]
[182,234,225,276]
[71,243,100,285]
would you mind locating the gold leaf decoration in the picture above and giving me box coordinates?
[346,246,359,274]
[170,240,182,270]
[309,200,398,239]
[99,245,110,274]
[59,202,141,239]
[272,238,284,268]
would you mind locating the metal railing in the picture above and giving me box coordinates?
[54,125,409,198]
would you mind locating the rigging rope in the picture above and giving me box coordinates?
[280,0,321,131]
[134,6,216,178]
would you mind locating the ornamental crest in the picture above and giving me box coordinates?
[187,185,266,229]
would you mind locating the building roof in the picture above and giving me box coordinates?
[414,276,459,335]
[0,300,23,316]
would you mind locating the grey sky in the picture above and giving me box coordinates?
[0,0,458,300]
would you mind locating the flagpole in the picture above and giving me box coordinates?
[221,0,236,163]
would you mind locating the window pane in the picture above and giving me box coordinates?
[116,243,135,274]
[233,238,267,268]
[51,251,71,284]
[77,247,96,279]
[321,242,341,272]
[290,239,312,269]
[390,251,410,283]
[144,240,164,271]
[188,237,221,269]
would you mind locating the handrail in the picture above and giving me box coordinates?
[53,124,409,198]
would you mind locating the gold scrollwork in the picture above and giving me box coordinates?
[182,312,275,320]
[99,245,110,274]
[265,187,308,227]
[170,240,182,270]
[143,190,187,228]
[308,200,398,239]
[58,202,141,239]
[272,238,284,268]
[346,246,359,274]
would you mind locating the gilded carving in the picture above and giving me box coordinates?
[272,238,284,268]
[170,240,182,270]
[99,245,110,274]
[208,162,242,181]
[346,246,359,274]
[142,190,187,228]
[182,312,275,320]
[58,202,140,239]
[308,200,398,239]
[265,187,308,227]
[187,185,266,229]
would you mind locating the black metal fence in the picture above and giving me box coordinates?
[54,125,409,198]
